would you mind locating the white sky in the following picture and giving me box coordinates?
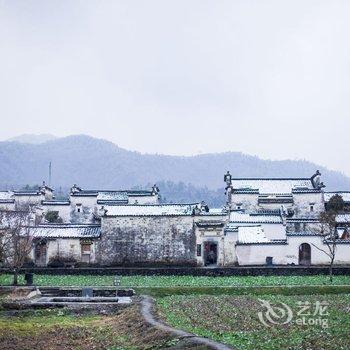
[0,1,349,175]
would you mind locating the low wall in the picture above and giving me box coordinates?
[1,266,350,276]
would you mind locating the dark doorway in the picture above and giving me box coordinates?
[35,241,47,266]
[204,242,218,266]
[299,243,311,266]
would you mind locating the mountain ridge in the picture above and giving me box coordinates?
[6,133,57,144]
[0,134,349,194]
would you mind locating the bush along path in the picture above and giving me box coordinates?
[140,295,234,350]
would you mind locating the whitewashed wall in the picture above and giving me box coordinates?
[30,239,97,265]
[293,192,324,217]
[128,195,159,204]
[235,236,349,265]
[41,204,71,222]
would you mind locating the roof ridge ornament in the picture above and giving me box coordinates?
[151,184,159,195]
[311,170,326,189]
[224,171,233,208]
[70,184,82,194]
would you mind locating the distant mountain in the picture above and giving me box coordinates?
[0,135,349,205]
[6,134,57,144]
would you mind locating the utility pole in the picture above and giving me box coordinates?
[48,161,52,187]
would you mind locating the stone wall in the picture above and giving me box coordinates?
[97,216,197,265]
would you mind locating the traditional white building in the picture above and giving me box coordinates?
[224,170,325,217]
[1,172,349,267]
[28,224,101,266]
[0,182,54,211]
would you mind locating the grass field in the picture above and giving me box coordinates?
[0,305,184,350]
[156,293,350,350]
[1,274,350,349]
[1,274,350,287]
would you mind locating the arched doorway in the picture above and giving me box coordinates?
[34,241,47,266]
[299,243,311,266]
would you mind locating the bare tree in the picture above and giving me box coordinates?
[312,195,345,282]
[0,209,34,285]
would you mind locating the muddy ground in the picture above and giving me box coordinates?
[0,298,210,350]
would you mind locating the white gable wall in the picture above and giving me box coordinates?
[293,192,324,217]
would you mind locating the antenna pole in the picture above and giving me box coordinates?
[49,161,52,186]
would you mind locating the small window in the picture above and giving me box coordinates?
[196,244,202,257]
[76,203,82,213]
[310,205,314,212]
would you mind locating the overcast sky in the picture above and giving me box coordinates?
[0,1,349,175]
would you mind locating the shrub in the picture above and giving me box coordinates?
[47,255,77,268]
[45,211,63,223]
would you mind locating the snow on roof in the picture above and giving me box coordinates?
[324,192,350,203]
[72,189,154,198]
[286,217,319,222]
[230,211,282,224]
[42,200,70,206]
[201,208,227,216]
[336,214,350,224]
[0,191,14,203]
[104,204,199,217]
[28,224,101,238]
[97,191,129,203]
[14,190,41,196]
[127,190,155,197]
[0,191,14,199]
[231,178,314,194]
[237,225,269,243]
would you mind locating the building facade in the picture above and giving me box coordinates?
[0,172,349,267]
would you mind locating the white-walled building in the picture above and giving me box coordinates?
[224,170,325,217]
[28,224,100,266]
[1,172,349,267]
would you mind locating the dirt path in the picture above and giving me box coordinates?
[141,295,234,350]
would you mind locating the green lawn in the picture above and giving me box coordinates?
[1,274,350,287]
[156,293,350,350]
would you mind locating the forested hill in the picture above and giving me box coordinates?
[0,135,349,206]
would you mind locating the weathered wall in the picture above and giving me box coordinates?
[293,192,324,217]
[30,239,97,265]
[286,220,321,233]
[231,193,258,211]
[231,192,325,217]
[98,216,197,265]
[195,231,237,266]
[41,204,71,222]
[15,194,44,207]
[128,195,159,205]
[69,196,96,223]
[0,202,15,211]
